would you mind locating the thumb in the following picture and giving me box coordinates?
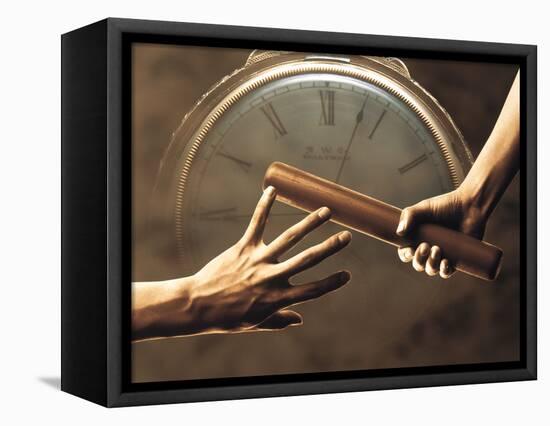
[396,201,432,236]
[255,310,303,331]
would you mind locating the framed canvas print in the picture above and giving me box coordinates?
[61,18,537,407]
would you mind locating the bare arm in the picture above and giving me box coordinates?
[396,72,520,278]
[132,276,196,340]
[460,72,520,220]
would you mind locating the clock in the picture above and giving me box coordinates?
[152,50,474,358]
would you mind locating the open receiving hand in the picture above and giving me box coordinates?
[192,186,352,333]
[395,188,487,279]
[132,186,352,341]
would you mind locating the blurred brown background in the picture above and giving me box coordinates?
[131,43,520,383]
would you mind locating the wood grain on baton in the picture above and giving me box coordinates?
[263,162,502,281]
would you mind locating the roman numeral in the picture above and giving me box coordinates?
[319,90,335,126]
[398,153,428,174]
[368,110,386,140]
[260,102,287,139]
[217,152,252,173]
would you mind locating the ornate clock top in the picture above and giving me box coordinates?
[245,49,411,78]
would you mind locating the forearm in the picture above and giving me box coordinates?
[460,72,520,219]
[132,276,197,341]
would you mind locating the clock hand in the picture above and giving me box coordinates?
[217,151,252,173]
[334,97,367,184]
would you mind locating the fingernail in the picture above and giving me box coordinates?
[396,220,405,235]
[318,207,331,220]
[265,186,275,196]
[420,244,429,255]
[338,231,352,245]
[340,271,351,282]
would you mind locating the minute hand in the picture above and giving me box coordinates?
[334,98,367,184]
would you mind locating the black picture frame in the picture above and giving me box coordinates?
[61,17,537,407]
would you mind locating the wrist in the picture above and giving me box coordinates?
[132,276,197,340]
[458,176,491,220]
[172,273,223,336]
[454,183,489,239]
[162,275,198,335]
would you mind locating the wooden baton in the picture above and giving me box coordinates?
[263,162,502,281]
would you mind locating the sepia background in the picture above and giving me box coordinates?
[131,43,520,383]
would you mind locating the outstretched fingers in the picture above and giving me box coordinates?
[275,231,352,277]
[265,207,332,259]
[281,271,351,307]
[241,186,277,245]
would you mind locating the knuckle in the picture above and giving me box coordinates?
[330,234,341,248]
[285,231,299,245]
[400,247,413,262]
[268,264,285,279]
[413,261,425,272]
[302,251,315,264]
[426,266,438,276]
[418,243,430,259]
[249,249,265,266]
[263,289,283,305]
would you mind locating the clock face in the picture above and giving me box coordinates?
[166,70,469,353]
